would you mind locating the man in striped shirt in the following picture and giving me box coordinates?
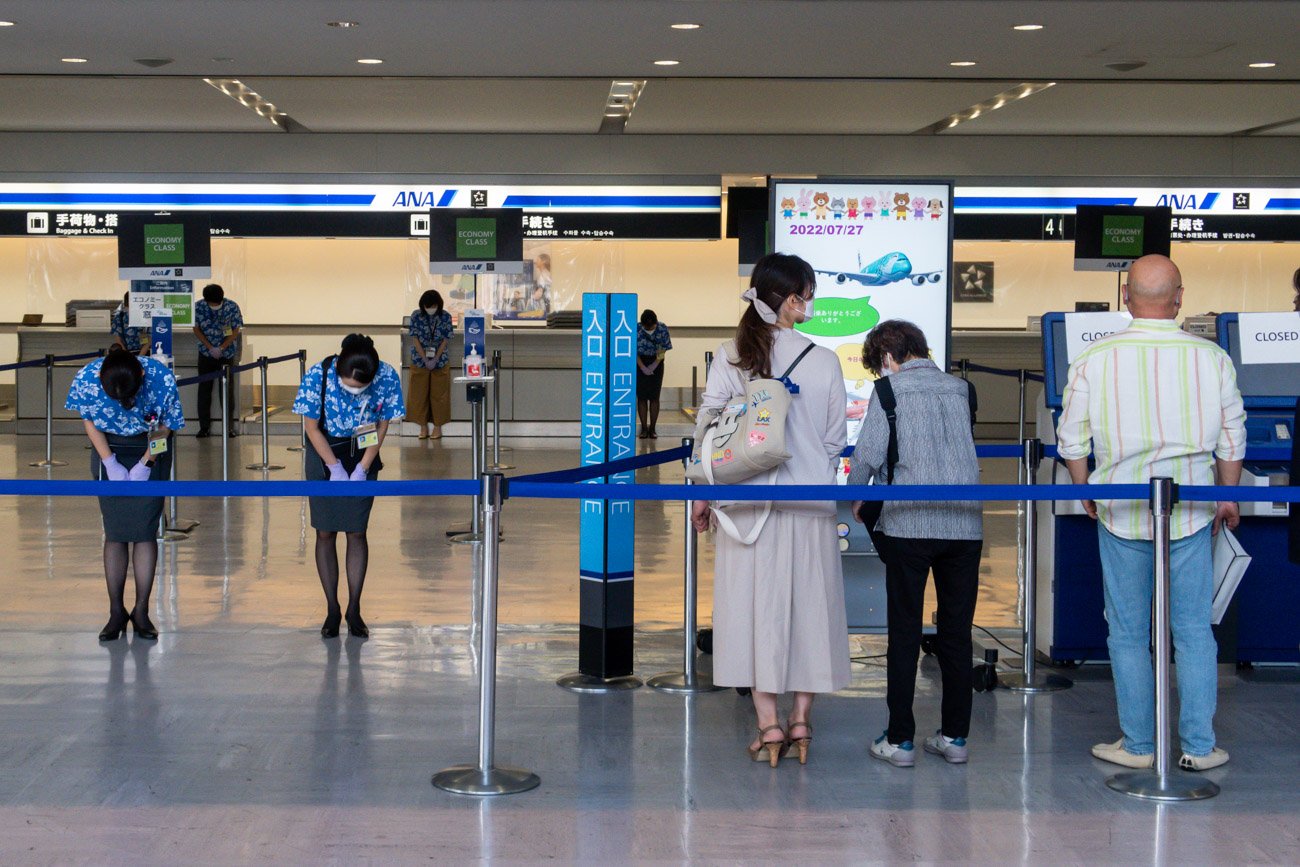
[1057,254,1245,773]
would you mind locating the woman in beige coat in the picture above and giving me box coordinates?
[692,253,850,766]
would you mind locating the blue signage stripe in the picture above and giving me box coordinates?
[436,189,457,208]
[0,193,376,207]
[1198,192,1219,210]
[501,195,721,209]
[1265,198,1300,210]
[954,196,1138,209]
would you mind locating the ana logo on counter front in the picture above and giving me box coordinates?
[143,223,185,265]
[455,218,497,259]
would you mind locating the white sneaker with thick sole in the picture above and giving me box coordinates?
[1091,738,1154,769]
[870,732,915,768]
[923,731,969,764]
[1180,747,1229,771]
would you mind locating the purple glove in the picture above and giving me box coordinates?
[100,453,129,481]
[349,464,369,482]
[128,461,153,482]
[327,461,349,482]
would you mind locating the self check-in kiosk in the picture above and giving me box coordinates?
[1035,311,1299,665]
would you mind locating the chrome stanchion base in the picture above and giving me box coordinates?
[1106,770,1219,801]
[998,672,1073,693]
[167,518,200,534]
[159,529,190,543]
[487,462,515,472]
[29,460,68,468]
[645,671,725,694]
[555,672,643,693]
[286,446,304,452]
[432,764,540,796]
[245,462,285,471]
[449,531,484,545]
[446,521,471,536]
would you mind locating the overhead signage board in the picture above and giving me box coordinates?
[115,212,211,280]
[953,186,1300,216]
[770,178,953,446]
[429,208,524,275]
[1073,205,1172,271]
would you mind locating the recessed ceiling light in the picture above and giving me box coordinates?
[654,59,680,66]
[949,60,977,67]
[1013,24,1043,31]
[327,20,360,28]
[604,112,624,117]
[1248,62,1276,68]
[0,20,15,26]
[670,23,701,30]
[357,58,383,64]
[61,57,87,63]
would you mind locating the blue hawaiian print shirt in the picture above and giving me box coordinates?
[409,309,455,370]
[293,360,406,439]
[636,323,673,358]
[194,299,244,360]
[65,356,186,435]
[110,308,143,352]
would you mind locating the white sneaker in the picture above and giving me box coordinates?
[923,730,969,764]
[870,732,915,768]
[1091,738,1154,769]
[1180,747,1229,771]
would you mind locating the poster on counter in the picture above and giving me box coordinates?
[770,179,953,445]
[1237,312,1300,366]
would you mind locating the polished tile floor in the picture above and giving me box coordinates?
[0,434,1295,863]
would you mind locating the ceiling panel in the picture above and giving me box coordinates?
[0,76,272,132]
[628,79,1010,134]
[944,82,1300,135]
[242,78,611,133]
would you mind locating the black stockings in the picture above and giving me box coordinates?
[315,531,369,615]
[103,540,157,615]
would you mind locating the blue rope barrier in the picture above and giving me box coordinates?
[51,351,105,364]
[513,445,690,484]
[953,361,1046,384]
[0,479,479,498]
[0,358,50,373]
[265,352,301,365]
[175,369,227,388]
[233,360,263,373]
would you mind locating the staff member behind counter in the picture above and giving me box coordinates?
[110,292,147,355]
[406,290,455,440]
[192,283,243,439]
[293,334,405,639]
[65,347,185,641]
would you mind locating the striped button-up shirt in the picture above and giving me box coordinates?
[1056,318,1246,541]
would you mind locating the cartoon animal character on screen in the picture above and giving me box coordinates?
[893,192,910,220]
[830,197,846,220]
[780,196,796,219]
[913,194,927,220]
[846,198,859,220]
[797,188,812,219]
[928,198,944,221]
[878,191,892,220]
[861,194,876,220]
[812,191,831,220]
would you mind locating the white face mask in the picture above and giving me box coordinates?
[424,307,439,317]
[340,382,368,396]
[878,353,895,377]
[793,295,815,323]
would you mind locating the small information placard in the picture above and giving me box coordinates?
[129,280,193,328]
[1064,311,1132,362]
[1238,312,1300,366]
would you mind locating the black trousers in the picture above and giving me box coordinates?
[196,354,235,432]
[875,534,983,744]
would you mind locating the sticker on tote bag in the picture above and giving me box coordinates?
[748,431,767,447]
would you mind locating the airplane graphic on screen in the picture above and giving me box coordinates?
[815,251,943,288]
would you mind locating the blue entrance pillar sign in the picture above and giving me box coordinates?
[578,292,638,679]
[150,311,173,367]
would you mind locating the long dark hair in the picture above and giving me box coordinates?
[735,253,814,378]
[419,289,444,315]
[100,346,144,409]
[337,333,380,384]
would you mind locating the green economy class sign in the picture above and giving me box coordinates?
[143,223,185,265]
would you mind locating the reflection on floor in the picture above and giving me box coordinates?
[0,435,1294,861]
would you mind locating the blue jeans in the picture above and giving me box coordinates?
[1097,524,1218,757]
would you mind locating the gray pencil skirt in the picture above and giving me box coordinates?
[92,433,172,543]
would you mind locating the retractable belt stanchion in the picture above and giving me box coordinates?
[160,430,198,540]
[647,438,724,694]
[999,438,1072,693]
[1108,478,1220,801]
[246,356,284,472]
[1017,369,1028,455]
[29,354,67,468]
[433,471,540,796]
[219,368,230,481]
[449,376,492,544]
[287,350,306,453]
[487,350,514,472]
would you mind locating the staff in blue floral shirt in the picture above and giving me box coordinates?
[406,290,455,439]
[636,309,672,438]
[192,283,243,438]
[293,334,405,638]
[109,292,146,355]
[65,347,185,641]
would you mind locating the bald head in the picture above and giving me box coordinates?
[1124,254,1183,319]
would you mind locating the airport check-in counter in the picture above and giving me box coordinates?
[1033,312,1298,665]
[17,326,242,435]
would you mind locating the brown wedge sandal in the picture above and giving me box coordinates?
[786,720,813,764]
[747,724,789,767]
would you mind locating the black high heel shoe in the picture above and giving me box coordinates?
[344,608,369,638]
[129,608,158,640]
[99,609,129,642]
[321,609,342,638]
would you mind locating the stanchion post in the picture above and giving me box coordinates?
[488,349,513,471]
[1107,478,1219,801]
[220,368,230,481]
[433,472,540,796]
[30,354,68,468]
[1017,369,1028,466]
[450,380,489,543]
[287,349,306,452]
[246,356,284,471]
[648,438,724,694]
[690,365,698,411]
[999,438,1071,693]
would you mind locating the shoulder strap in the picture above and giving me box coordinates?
[965,378,978,430]
[776,343,816,381]
[874,377,899,484]
[320,355,337,428]
[721,339,740,366]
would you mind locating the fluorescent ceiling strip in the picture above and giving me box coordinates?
[916,82,1056,134]
[599,79,647,134]
[203,78,306,132]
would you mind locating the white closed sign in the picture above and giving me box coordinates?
[1064,312,1133,362]
[1238,312,1300,366]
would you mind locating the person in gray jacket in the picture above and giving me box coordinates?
[848,319,982,769]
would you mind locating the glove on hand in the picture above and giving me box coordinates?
[101,453,129,481]
[127,461,153,482]
[327,461,349,482]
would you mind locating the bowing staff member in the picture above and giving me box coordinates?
[110,292,146,355]
[406,290,455,439]
[636,309,672,439]
[192,283,243,438]
[65,347,185,641]
[293,334,405,638]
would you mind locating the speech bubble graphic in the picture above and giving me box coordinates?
[835,342,877,389]
[795,296,881,338]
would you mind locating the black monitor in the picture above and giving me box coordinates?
[726,186,768,276]
[1073,205,1171,272]
[116,212,211,280]
[428,208,524,275]
[1216,313,1300,409]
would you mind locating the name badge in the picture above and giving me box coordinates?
[425,348,439,359]
[148,430,169,456]
[223,326,234,337]
[353,423,379,450]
